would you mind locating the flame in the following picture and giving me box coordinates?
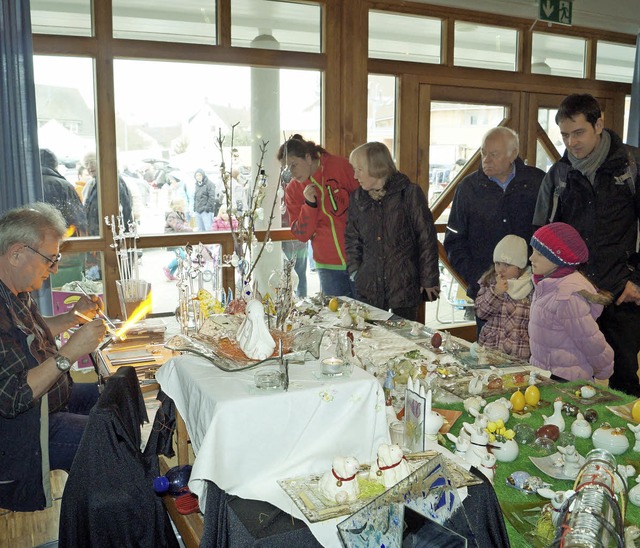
[65,225,76,238]
[115,291,153,339]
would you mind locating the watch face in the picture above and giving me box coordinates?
[55,354,71,372]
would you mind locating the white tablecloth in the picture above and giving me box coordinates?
[156,354,390,546]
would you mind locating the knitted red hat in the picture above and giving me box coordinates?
[530,222,588,266]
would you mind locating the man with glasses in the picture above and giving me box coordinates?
[0,203,106,511]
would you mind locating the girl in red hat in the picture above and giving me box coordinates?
[528,222,613,382]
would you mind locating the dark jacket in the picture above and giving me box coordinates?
[84,175,134,237]
[193,169,220,215]
[0,292,56,511]
[41,167,88,235]
[345,172,439,310]
[533,129,640,297]
[444,158,544,299]
[58,367,179,547]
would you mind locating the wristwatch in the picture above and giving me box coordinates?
[53,353,72,372]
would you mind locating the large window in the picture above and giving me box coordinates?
[232,0,321,52]
[429,102,506,211]
[532,33,586,78]
[369,11,441,64]
[112,0,217,44]
[367,75,396,156]
[596,41,636,83]
[454,22,517,71]
[31,0,92,36]
[113,60,321,237]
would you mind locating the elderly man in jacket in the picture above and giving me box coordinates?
[444,127,545,331]
[0,203,105,511]
[533,93,640,397]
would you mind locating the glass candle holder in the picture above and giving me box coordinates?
[321,357,345,376]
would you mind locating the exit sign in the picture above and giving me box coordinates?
[539,0,573,25]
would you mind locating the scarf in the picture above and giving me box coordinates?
[367,187,387,201]
[567,129,610,185]
[507,267,534,300]
[533,265,576,285]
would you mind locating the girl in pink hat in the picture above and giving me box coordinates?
[528,222,613,381]
[476,235,533,360]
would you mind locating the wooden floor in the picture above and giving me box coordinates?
[0,469,67,548]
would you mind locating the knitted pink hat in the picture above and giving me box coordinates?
[530,222,588,266]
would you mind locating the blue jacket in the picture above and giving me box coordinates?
[444,158,544,299]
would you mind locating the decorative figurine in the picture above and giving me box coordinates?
[479,452,497,483]
[446,432,470,459]
[423,389,444,441]
[542,399,566,433]
[629,475,640,507]
[236,299,276,360]
[571,413,592,439]
[628,422,640,452]
[484,397,512,424]
[538,488,576,527]
[318,456,360,504]
[369,443,411,488]
[557,445,582,479]
[592,424,630,455]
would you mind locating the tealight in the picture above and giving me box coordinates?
[321,357,345,376]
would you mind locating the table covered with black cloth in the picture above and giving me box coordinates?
[200,465,510,547]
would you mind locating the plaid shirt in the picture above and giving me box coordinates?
[476,281,532,360]
[0,281,71,418]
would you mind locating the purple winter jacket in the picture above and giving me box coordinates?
[528,272,613,381]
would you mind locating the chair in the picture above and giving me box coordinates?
[58,366,179,548]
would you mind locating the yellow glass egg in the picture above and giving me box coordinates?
[524,385,541,407]
[328,297,339,312]
[510,389,526,412]
[632,399,640,423]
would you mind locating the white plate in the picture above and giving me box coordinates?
[529,452,586,480]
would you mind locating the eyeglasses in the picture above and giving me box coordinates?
[25,245,62,268]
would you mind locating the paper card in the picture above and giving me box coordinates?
[404,388,425,453]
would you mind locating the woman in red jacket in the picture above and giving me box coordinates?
[277,135,359,297]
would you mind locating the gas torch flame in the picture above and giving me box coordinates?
[115,292,153,340]
[65,225,76,238]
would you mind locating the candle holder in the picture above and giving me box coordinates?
[321,357,346,377]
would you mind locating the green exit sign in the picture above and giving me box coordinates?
[539,0,573,25]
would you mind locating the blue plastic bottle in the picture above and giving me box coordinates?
[153,465,192,496]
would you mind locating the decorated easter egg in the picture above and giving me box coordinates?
[632,399,640,423]
[524,385,541,407]
[535,424,560,442]
[510,389,526,412]
[584,409,599,423]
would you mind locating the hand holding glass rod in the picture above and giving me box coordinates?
[73,282,119,333]
[74,310,120,339]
